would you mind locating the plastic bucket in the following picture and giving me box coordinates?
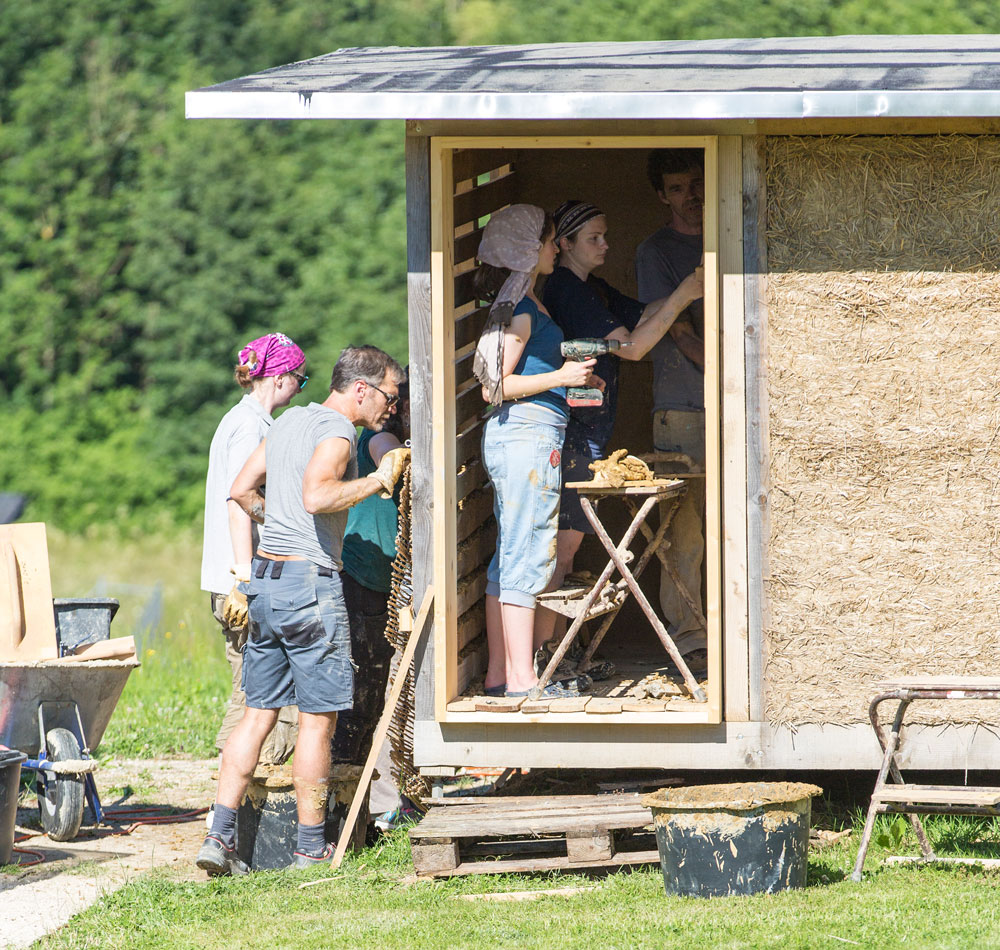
[643,782,822,898]
[53,598,120,654]
[0,749,27,865]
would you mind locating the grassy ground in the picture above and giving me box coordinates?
[36,816,1000,950]
[47,527,229,758]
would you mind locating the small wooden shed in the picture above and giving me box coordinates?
[187,36,1000,772]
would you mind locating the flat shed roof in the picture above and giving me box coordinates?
[185,35,1000,122]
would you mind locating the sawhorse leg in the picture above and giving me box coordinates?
[851,693,933,881]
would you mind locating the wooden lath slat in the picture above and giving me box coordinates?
[454,269,478,310]
[458,488,494,543]
[452,149,512,186]
[457,456,487,503]
[453,173,516,229]
[455,305,489,351]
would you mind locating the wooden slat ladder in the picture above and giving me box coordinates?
[852,677,1000,881]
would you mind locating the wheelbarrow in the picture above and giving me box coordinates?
[0,657,138,840]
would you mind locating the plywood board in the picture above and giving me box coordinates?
[0,523,57,661]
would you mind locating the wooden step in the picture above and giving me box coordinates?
[874,785,1000,806]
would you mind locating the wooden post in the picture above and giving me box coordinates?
[406,130,436,725]
[719,135,750,722]
[742,135,769,723]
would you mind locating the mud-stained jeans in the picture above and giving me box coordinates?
[210,594,298,764]
[652,410,706,644]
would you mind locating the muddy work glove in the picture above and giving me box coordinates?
[222,563,251,631]
[367,447,411,499]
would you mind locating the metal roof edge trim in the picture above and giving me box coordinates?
[184,89,1000,122]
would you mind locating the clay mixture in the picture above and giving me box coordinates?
[588,450,653,488]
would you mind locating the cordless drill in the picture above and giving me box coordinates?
[559,338,632,406]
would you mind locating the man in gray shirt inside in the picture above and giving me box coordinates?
[635,148,707,663]
[196,345,409,875]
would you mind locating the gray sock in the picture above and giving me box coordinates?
[296,821,326,856]
[209,803,238,848]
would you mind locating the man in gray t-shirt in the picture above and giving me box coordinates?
[635,149,707,660]
[196,345,409,876]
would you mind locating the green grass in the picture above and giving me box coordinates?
[36,821,1000,950]
[47,527,229,758]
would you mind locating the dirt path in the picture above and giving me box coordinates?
[2,758,216,949]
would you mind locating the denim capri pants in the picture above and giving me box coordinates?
[482,402,567,608]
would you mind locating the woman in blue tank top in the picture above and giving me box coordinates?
[475,204,601,699]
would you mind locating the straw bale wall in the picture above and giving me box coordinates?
[763,135,1000,725]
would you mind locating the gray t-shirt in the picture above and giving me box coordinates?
[257,403,358,571]
[635,226,705,412]
[201,394,271,594]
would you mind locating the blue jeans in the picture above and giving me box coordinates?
[482,403,566,608]
[244,559,354,714]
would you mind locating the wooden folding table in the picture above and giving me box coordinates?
[533,479,706,702]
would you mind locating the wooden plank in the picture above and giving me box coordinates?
[702,135,723,726]
[455,423,484,469]
[456,567,487,617]
[411,840,460,874]
[454,304,489,351]
[454,269,478,309]
[585,698,624,715]
[456,602,484,651]
[743,134,769,723]
[446,698,480,713]
[455,380,487,430]
[566,830,614,863]
[548,696,590,713]
[415,809,653,837]
[406,135,436,725]
[453,173,516,227]
[456,522,495,579]
[474,696,524,713]
[418,794,648,808]
[520,699,552,714]
[456,456,487,504]
[419,849,661,878]
[875,786,1000,806]
[719,135,750,723]
[431,140,458,719]
[0,523,57,661]
[451,148,511,185]
[454,225,487,267]
[621,700,669,713]
[457,488,494,544]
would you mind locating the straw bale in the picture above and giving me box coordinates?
[764,135,1000,726]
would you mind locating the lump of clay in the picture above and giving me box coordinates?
[589,449,653,488]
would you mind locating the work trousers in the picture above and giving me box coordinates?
[652,409,706,646]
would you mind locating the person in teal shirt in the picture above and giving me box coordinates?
[332,375,409,810]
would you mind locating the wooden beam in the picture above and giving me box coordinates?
[701,135,723,725]
[743,135,769,724]
[718,135,750,723]
[405,134,436,724]
[430,139,458,719]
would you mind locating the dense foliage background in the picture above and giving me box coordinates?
[4,2,999,531]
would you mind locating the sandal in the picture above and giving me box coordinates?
[483,683,506,697]
[506,682,578,700]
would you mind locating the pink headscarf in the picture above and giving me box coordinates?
[238,332,305,379]
[473,204,545,405]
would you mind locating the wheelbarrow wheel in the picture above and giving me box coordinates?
[37,727,85,841]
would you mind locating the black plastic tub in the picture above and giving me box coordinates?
[53,598,120,654]
[0,749,27,865]
[643,782,822,898]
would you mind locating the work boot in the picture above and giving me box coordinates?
[292,842,334,868]
[196,834,248,876]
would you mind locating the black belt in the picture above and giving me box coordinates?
[254,558,333,580]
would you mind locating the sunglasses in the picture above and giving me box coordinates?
[288,371,309,391]
[368,382,399,408]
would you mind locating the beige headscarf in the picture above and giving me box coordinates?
[473,204,545,405]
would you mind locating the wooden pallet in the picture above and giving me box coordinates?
[408,793,659,877]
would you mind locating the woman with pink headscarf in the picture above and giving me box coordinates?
[200,332,307,763]
[474,205,600,699]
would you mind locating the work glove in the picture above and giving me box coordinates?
[222,563,251,631]
[367,447,411,499]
